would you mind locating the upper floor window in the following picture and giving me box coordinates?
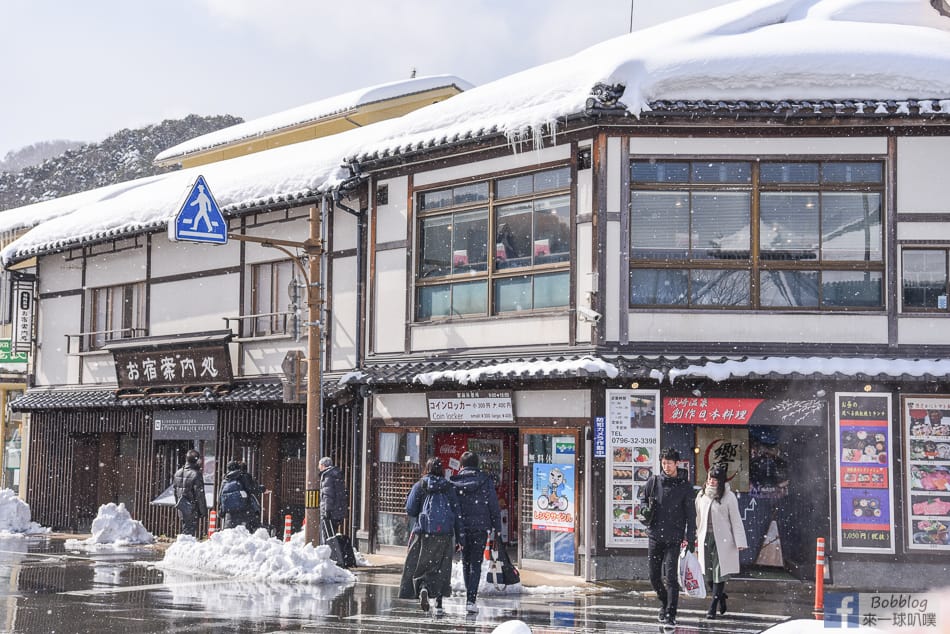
[89,282,146,349]
[902,248,949,312]
[249,259,297,337]
[415,167,572,320]
[630,160,884,310]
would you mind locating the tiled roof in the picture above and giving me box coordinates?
[11,380,286,411]
[644,98,950,119]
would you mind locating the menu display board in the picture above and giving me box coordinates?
[605,389,659,548]
[835,393,895,553]
[903,396,950,551]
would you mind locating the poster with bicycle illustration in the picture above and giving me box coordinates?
[532,463,575,532]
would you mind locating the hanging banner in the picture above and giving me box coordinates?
[663,397,825,426]
[531,463,575,532]
[11,275,35,355]
[903,396,950,551]
[605,389,659,548]
[696,427,749,492]
[835,393,895,553]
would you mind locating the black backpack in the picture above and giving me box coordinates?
[219,479,247,513]
[417,490,453,535]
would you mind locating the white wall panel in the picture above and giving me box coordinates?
[84,248,147,288]
[898,318,950,346]
[152,237,239,277]
[411,315,568,351]
[241,339,301,376]
[80,353,117,385]
[897,223,950,241]
[374,249,407,353]
[576,154,593,216]
[150,274,240,336]
[897,137,950,214]
[376,176,408,243]
[330,254,358,370]
[576,222,593,344]
[413,145,571,188]
[331,204,358,252]
[35,295,79,386]
[628,312,888,344]
[243,217,308,265]
[607,137,622,213]
[515,390,590,418]
[605,220,621,343]
[630,137,886,156]
[373,392,428,420]
[38,254,82,294]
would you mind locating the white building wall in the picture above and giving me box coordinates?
[629,312,888,344]
[34,294,79,386]
[630,136,887,156]
[410,315,568,351]
[898,318,950,345]
[374,249,407,354]
[413,145,571,188]
[376,177,408,243]
[37,253,82,295]
[575,221,593,343]
[330,254,358,370]
[151,239,238,278]
[150,274,240,337]
[897,137,950,214]
[83,246,147,288]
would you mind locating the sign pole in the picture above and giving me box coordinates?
[303,200,325,545]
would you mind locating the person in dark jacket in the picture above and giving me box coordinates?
[173,449,208,538]
[218,459,261,530]
[398,457,463,616]
[238,460,265,531]
[639,447,697,627]
[319,456,348,539]
[450,451,502,613]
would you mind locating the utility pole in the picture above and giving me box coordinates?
[303,200,325,545]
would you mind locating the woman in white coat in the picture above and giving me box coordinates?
[695,463,748,619]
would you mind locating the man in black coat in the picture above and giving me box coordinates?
[639,447,696,627]
[173,449,208,537]
[450,451,502,613]
[319,456,348,538]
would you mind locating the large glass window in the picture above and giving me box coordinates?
[902,248,950,311]
[415,167,571,320]
[630,160,884,310]
[89,282,146,349]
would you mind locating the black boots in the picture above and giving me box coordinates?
[707,582,727,618]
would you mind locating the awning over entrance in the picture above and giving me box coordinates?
[10,380,285,411]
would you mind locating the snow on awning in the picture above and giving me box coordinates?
[668,356,950,383]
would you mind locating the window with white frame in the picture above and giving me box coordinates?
[629,160,884,310]
[415,166,572,320]
[89,282,146,349]
[902,248,950,312]
[249,259,297,337]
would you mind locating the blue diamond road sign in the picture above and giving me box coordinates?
[169,175,227,244]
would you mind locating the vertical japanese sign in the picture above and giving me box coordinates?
[531,463,575,532]
[903,396,950,551]
[835,393,895,553]
[605,389,659,548]
[11,276,35,355]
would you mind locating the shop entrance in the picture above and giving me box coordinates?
[520,428,579,572]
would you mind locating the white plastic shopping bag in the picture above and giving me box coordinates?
[678,548,707,599]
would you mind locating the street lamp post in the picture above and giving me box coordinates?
[303,199,325,546]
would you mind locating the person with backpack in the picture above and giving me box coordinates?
[173,449,208,538]
[398,457,462,616]
[319,456,348,539]
[450,451,502,613]
[218,459,259,530]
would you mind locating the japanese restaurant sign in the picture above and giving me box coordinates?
[835,393,895,554]
[113,344,233,390]
[427,390,514,422]
[902,396,950,551]
[663,397,826,426]
[605,389,659,548]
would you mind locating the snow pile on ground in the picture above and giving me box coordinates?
[289,527,370,567]
[0,488,49,535]
[451,556,524,596]
[157,526,355,584]
[64,503,154,550]
[492,621,532,634]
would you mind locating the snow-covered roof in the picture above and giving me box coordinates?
[154,75,473,164]
[2,0,949,265]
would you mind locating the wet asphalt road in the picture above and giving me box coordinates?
[0,536,809,634]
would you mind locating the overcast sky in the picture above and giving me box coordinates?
[0,0,733,159]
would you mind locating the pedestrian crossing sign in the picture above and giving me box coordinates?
[169,175,228,244]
